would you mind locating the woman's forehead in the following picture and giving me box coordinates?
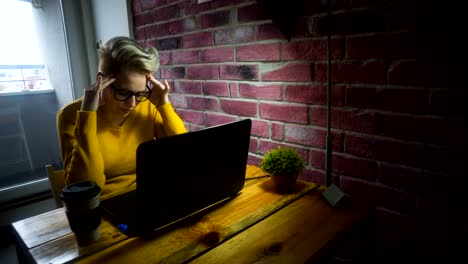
[114,71,148,91]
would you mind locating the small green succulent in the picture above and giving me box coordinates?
[260,147,305,176]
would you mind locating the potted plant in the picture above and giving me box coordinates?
[260,147,305,193]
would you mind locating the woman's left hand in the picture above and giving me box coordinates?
[147,74,170,107]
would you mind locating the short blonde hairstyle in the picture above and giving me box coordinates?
[99,36,159,75]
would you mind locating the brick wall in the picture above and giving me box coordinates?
[133,0,467,262]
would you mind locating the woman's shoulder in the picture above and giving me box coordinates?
[57,98,82,120]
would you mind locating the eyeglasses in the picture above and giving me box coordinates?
[110,84,152,102]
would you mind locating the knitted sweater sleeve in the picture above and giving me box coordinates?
[57,108,106,188]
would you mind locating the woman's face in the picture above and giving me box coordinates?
[101,70,148,117]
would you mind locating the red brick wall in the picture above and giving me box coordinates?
[133,0,467,262]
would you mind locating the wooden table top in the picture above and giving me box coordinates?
[12,168,370,264]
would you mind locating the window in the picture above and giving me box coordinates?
[0,0,73,206]
[0,0,52,95]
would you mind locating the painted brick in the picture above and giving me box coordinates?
[259,103,308,124]
[415,171,447,196]
[181,17,198,33]
[271,123,283,140]
[309,149,325,170]
[347,33,417,60]
[154,4,180,22]
[378,164,421,193]
[423,145,461,175]
[333,154,378,181]
[161,66,185,79]
[152,68,161,79]
[315,9,385,36]
[174,81,202,94]
[285,124,343,151]
[239,83,282,100]
[186,65,218,80]
[220,99,257,117]
[187,123,205,131]
[220,65,259,80]
[430,89,467,118]
[283,39,342,61]
[181,32,213,48]
[251,120,269,138]
[133,0,142,14]
[146,39,158,48]
[172,50,199,64]
[159,52,171,65]
[177,109,204,125]
[215,26,254,45]
[140,0,158,11]
[210,0,251,9]
[340,177,416,214]
[248,155,262,166]
[167,20,184,35]
[249,138,259,153]
[308,17,321,37]
[374,208,415,235]
[374,113,465,146]
[157,37,181,50]
[204,113,237,127]
[188,97,219,111]
[303,0,348,15]
[284,125,327,148]
[229,82,239,97]
[202,82,229,96]
[134,27,145,41]
[154,23,170,37]
[237,43,280,62]
[316,62,386,84]
[300,168,325,185]
[163,18,198,35]
[256,23,284,40]
[345,135,424,167]
[184,0,211,15]
[346,87,429,114]
[169,94,187,108]
[238,4,269,23]
[258,140,309,163]
[311,107,377,133]
[385,2,417,31]
[145,24,159,39]
[388,60,462,88]
[200,47,234,63]
[166,80,175,92]
[262,63,312,82]
[285,85,344,106]
[200,10,230,29]
[134,12,153,26]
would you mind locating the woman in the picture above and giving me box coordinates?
[57,36,187,198]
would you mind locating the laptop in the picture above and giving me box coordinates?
[101,119,252,235]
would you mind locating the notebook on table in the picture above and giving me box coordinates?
[100,119,252,235]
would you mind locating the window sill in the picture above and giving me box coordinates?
[0,88,54,96]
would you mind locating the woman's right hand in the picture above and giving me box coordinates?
[81,72,116,111]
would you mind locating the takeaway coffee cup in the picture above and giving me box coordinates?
[60,181,102,246]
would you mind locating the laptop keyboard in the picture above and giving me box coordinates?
[101,190,137,217]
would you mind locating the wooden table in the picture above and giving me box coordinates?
[12,171,370,264]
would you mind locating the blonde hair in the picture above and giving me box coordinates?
[99,36,159,75]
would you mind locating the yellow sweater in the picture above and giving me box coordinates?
[57,99,187,198]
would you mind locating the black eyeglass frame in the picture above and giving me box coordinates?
[110,84,152,102]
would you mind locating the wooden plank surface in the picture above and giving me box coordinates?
[12,208,71,249]
[75,179,318,264]
[190,187,370,264]
[11,165,268,251]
